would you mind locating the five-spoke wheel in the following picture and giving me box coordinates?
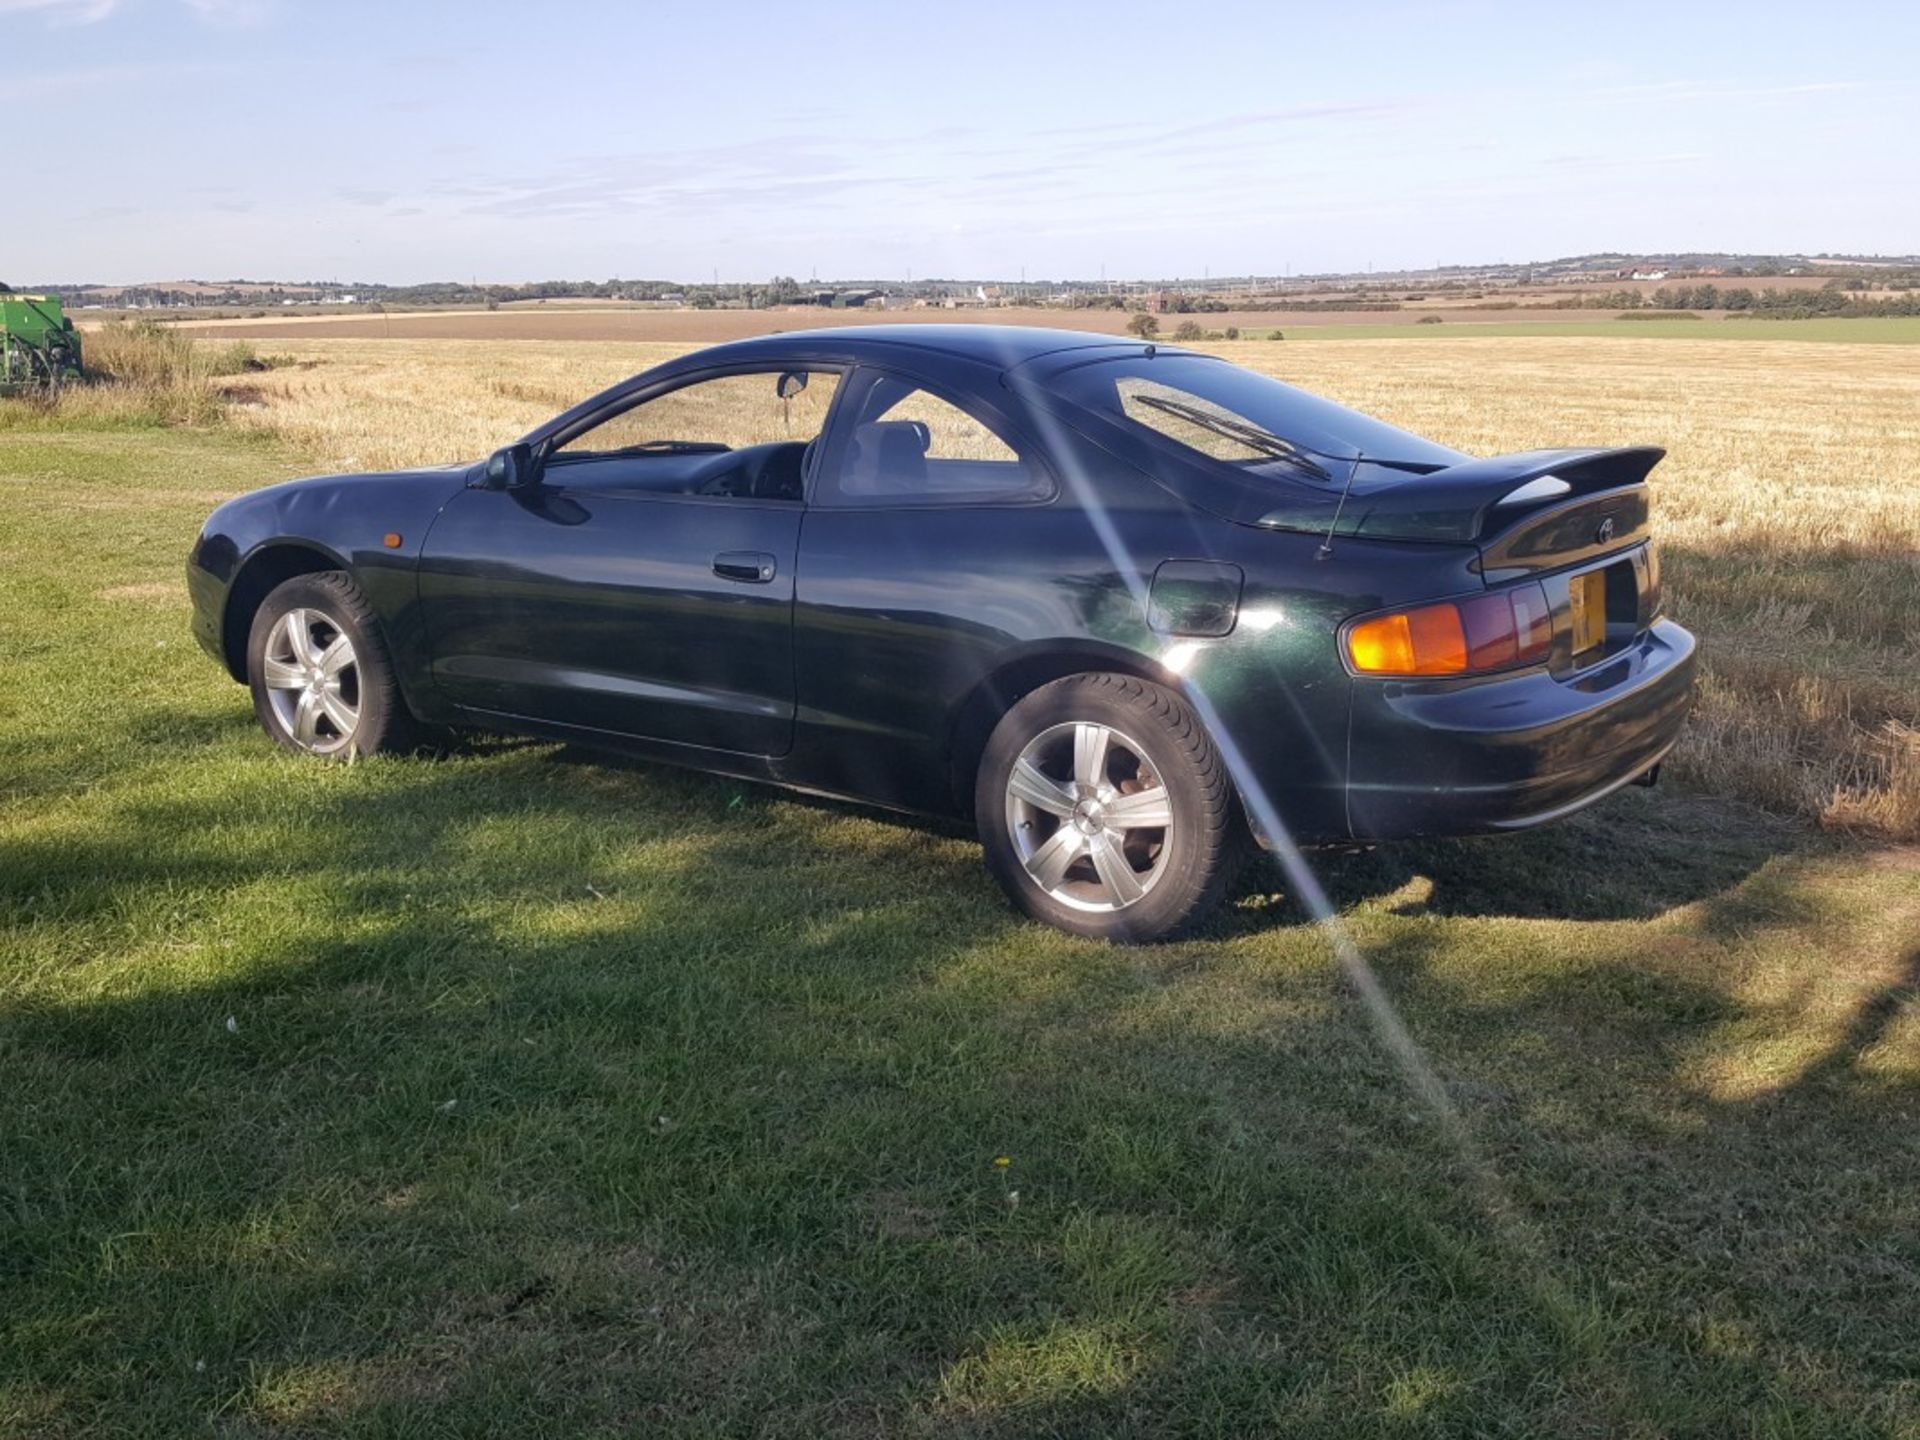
[977,673,1242,942]
[1006,721,1174,912]
[260,607,362,754]
[246,570,418,761]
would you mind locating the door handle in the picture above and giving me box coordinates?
[713,551,777,584]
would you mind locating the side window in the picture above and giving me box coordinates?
[559,370,838,455]
[546,369,840,501]
[822,372,1046,505]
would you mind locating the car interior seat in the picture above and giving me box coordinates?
[843,420,931,496]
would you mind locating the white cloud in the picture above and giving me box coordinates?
[181,0,270,22]
[1583,79,1863,106]
[13,58,225,98]
[0,0,270,23]
[0,0,121,23]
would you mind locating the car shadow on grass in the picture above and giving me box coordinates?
[4,743,1915,1435]
[540,737,1815,931]
[1258,787,1820,925]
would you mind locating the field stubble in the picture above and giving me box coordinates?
[212,334,1920,840]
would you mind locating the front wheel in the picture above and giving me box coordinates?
[246,571,418,759]
[975,673,1242,942]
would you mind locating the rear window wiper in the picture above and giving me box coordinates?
[1131,393,1333,482]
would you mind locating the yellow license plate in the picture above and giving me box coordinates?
[1569,569,1607,655]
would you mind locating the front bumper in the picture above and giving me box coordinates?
[1343,619,1696,839]
[186,545,232,672]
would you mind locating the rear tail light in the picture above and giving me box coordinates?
[1345,582,1552,677]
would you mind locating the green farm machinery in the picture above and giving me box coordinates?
[0,286,85,395]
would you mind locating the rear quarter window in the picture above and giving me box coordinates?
[1051,354,1460,473]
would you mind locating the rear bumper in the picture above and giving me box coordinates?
[1344,619,1696,839]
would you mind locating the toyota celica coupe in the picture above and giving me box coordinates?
[189,326,1695,940]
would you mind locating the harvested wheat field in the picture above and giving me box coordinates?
[214,333,1920,840]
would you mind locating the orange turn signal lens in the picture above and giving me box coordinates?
[1346,611,1419,674]
[1346,582,1552,677]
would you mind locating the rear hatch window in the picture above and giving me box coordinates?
[1045,353,1463,481]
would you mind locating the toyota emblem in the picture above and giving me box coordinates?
[1595,517,1616,545]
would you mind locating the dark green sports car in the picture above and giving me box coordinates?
[189,326,1695,940]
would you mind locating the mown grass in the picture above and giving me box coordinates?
[3,423,1919,1434]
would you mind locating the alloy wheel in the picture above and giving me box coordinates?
[261,607,361,754]
[1004,721,1173,912]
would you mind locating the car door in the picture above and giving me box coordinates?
[790,363,1063,810]
[416,366,841,755]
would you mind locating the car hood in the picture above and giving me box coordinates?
[194,461,479,574]
[206,460,471,519]
[259,461,472,496]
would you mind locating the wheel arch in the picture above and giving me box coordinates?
[945,641,1184,818]
[219,540,351,681]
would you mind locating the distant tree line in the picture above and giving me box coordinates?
[51,284,323,308]
[1236,299,1403,313]
[1549,282,1920,317]
[37,275,906,312]
[38,263,1920,321]
[1156,294,1230,313]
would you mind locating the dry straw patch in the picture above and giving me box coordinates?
[97,581,180,604]
[0,320,261,429]
[213,335,1920,839]
[217,338,689,471]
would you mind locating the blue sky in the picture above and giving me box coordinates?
[12,0,1916,284]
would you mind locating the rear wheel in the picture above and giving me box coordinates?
[975,673,1241,942]
[246,571,418,759]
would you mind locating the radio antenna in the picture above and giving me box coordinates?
[1317,451,1362,560]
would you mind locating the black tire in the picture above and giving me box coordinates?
[975,673,1242,942]
[246,570,420,759]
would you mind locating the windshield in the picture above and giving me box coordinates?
[1048,354,1461,477]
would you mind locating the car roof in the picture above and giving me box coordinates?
[683,324,1157,373]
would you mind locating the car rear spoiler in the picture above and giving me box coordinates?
[1255,446,1665,545]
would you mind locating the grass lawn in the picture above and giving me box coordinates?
[3,426,1918,1437]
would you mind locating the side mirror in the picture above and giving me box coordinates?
[481,442,537,491]
[776,371,809,400]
